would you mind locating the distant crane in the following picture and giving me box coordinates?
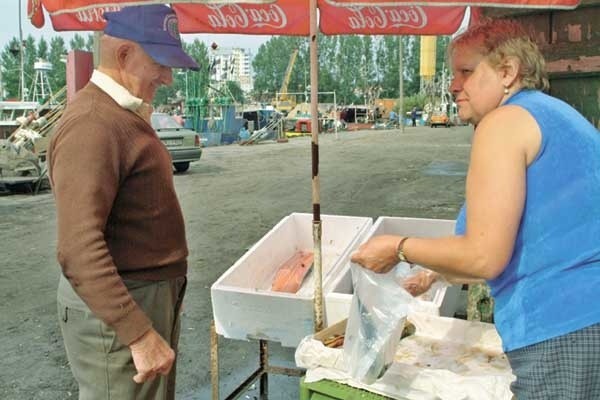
[273,48,299,114]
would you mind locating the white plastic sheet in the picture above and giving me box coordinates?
[296,312,515,400]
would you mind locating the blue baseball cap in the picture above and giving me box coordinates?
[103,5,199,71]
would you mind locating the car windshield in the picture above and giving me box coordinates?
[151,114,182,129]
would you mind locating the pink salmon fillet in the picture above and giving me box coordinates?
[271,251,314,293]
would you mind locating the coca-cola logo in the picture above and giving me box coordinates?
[74,6,120,23]
[206,4,288,30]
[346,6,427,30]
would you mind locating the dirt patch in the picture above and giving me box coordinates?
[0,126,472,399]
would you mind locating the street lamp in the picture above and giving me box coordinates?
[18,0,26,101]
[184,71,189,99]
[177,70,189,99]
[398,36,405,133]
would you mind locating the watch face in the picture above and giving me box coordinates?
[397,237,409,263]
[397,236,408,263]
[397,249,405,262]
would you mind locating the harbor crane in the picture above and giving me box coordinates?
[273,48,299,114]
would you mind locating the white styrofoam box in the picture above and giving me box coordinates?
[211,213,373,347]
[325,216,463,326]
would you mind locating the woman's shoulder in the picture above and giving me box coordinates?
[476,103,542,162]
[509,90,595,133]
[507,90,568,112]
[481,102,537,132]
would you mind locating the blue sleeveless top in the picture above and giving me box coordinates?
[455,90,600,351]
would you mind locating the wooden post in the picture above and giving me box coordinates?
[309,0,324,333]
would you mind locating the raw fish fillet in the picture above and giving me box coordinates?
[271,251,314,293]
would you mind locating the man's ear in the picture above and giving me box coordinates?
[501,56,520,89]
[115,43,132,70]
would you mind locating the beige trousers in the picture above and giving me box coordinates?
[57,274,186,400]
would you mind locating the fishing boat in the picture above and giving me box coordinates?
[0,87,66,193]
[0,101,41,139]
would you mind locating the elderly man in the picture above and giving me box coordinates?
[48,5,198,399]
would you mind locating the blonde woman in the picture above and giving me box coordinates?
[352,19,600,399]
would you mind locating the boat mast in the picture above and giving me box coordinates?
[18,0,26,101]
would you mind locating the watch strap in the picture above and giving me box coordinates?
[397,237,410,264]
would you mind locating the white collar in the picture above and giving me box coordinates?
[90,70,143,113]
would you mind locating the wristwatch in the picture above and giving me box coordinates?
[397,237,410,264]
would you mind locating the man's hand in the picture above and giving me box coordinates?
[129,328,175,383]
[350,235,403,273]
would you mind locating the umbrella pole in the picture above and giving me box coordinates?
[309,0,324,334]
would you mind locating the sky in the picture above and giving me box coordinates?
[0,1,271,55]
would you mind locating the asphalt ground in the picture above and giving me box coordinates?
[0,124,472,399]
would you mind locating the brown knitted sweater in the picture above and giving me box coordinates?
[48,83,188,344]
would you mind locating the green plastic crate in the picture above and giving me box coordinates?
[299,378,393,400]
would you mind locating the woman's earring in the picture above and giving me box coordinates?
[503,86,510,95]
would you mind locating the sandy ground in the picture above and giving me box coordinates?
[0,125,472,399]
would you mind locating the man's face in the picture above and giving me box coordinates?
[120,43,173,103]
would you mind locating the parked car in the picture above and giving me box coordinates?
[429,111,451,128]
[151,113,201,172]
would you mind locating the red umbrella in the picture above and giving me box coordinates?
[28,0,469,34]
[27,0,581,331]
[28,0,578,31]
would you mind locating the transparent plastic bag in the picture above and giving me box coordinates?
[397,265,450,302]
[343,261,416,384]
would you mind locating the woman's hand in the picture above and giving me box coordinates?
[351,235,403,273]
[402,270,439,296]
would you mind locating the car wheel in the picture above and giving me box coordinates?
[174,162,190,173]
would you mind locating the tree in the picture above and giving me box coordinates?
[49,37,67,92]
[225,81,245,104]
[251,36,305,102]
[404,36,421,96]
[184,39,210,100]
[289,38,309,102]
[85,34,95,52]
[69,34,86,51]
[436,36,451,74]
[153,39,210,107]
[251,33,427,106]
[360,35,378,104]
[0,38,22,99]
[317,35,338,103]
[373,37,387,96]
[401,93,428,113]
[336,35,364,104]
[23,35,37,100]
[37,37,49,61]
[154,85,177,107]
